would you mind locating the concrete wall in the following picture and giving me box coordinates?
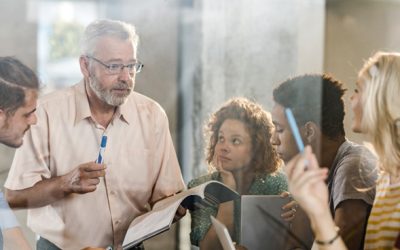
[325,0,400,144]
[181,0,325,181]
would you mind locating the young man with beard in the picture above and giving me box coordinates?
[271,74,377,250]
[0,56,39,250]
[5,19,185,250]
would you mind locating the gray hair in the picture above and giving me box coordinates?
[81,19,139,56]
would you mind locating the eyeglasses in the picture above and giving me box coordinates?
[86,56,143,75]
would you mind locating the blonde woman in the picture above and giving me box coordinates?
[285,51,400,250]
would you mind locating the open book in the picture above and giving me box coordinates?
[122,180,239,249]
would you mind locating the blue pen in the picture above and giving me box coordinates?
[285,108,309,169]
[285,108,305,153]
[96,135,108,164]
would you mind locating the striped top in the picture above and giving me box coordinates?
[364,173,400,250]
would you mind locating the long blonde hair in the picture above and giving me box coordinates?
[358,52,400,176]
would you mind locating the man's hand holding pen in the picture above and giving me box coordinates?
[61,162,106,194]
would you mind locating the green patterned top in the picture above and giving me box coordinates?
[188,170,288,246]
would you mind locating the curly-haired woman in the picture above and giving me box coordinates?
[188,97,288,249]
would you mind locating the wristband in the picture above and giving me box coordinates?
[315,227,340,246]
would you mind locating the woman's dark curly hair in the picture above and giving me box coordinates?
[205,97,281,175]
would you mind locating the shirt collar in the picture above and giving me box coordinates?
[119,98,134,125]
[74,80,92,125]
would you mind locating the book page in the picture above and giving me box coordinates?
[122,197,183,247]
[152,183,207,210]
[122,180,239,248]
[211,216,235,250]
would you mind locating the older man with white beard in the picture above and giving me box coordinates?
[4,19,185,250]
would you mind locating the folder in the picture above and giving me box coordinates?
[240,195,313,250]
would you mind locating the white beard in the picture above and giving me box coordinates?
[88,75,132,106]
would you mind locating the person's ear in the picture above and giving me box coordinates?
[0,109,7,127]
[304,121,317,143]
[79,55,91,78]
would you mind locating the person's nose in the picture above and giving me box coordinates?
[29,113,37,125]
[218,141,230,153]
[118,66,134,82]
[271,131,280,146]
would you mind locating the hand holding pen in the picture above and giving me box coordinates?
[283,109,329,217]
[284,146,329,220]
[60,135,107,194]
[285,108,305,153]
[285,108,309,170]
[96,135,107,164]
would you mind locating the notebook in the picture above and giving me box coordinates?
[240,195,313,250]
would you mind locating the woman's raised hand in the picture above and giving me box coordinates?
[214,156,237,191]
[284,146,329,217]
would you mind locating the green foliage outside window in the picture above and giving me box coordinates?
[49,21,84,61]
